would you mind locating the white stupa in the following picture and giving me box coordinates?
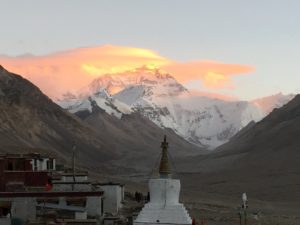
[134,136,192,225]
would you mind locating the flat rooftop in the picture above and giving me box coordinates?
[0,191,103,198]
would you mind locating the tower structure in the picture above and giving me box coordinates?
[159,135,171,178]
[134,135,192,225]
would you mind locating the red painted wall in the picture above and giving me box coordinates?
[0,156,48,191]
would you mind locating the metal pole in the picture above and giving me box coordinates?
[72,142,76,191]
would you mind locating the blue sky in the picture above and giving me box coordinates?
[1,0,300,100]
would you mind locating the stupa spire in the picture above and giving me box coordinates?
[159,135,171,178]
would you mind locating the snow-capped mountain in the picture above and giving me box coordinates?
[57,67,292,149]
[59,89,132,119]
[114,86,264,148]
[81,66,187,97]
[252,93,295,114]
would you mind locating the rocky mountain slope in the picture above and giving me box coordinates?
[0,65,202,173]
[0,65,116,164]
[178,94,300,203]
[58,67,268,149]
[216,94,300,156]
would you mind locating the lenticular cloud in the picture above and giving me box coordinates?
[0,45,253,99]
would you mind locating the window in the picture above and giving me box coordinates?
[7,162,13,171]
[47,159,53,170]
[34,159,38,171]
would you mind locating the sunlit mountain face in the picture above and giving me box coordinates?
[0,45,253,99]
[57,67,291,150]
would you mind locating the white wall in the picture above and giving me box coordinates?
[86,196,102,218]
[61,175,88,182]
[149,179,180,205]
[0,218,11,225]
[75,211,87,220]
[11,197,36,224]
[30,158,56,171]
[52,183,91,192]
[0,195,103,223]
[100,185,123,214]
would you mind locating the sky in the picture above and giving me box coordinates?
[0,0,300,100]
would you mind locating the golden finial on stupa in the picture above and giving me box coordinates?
[159,135,171,178]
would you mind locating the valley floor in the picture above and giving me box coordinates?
[90,171,300,225]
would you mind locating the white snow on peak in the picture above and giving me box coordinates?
[80,67,187,97]
[57,67,294,150]
[57,88,132,119]
[109,70,264,149]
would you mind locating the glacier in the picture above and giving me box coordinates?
[57,67,294,150]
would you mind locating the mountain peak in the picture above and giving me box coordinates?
[252,92,295,115]
[78,66,186,97]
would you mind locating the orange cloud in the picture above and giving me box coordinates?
[0,45,254,99]
[163,61,254,89]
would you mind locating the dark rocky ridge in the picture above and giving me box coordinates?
[0,65,116,165]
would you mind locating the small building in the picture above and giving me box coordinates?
[0,153,105,224]
[0,191,103,224]
[0,152,127,224]
[94,182,124,215]
[59,170,88,182]
[134,136,192,225]
[27,153,56,171]
[0,153,54,192]
[0,153,56,172]
[52,170,91,192]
